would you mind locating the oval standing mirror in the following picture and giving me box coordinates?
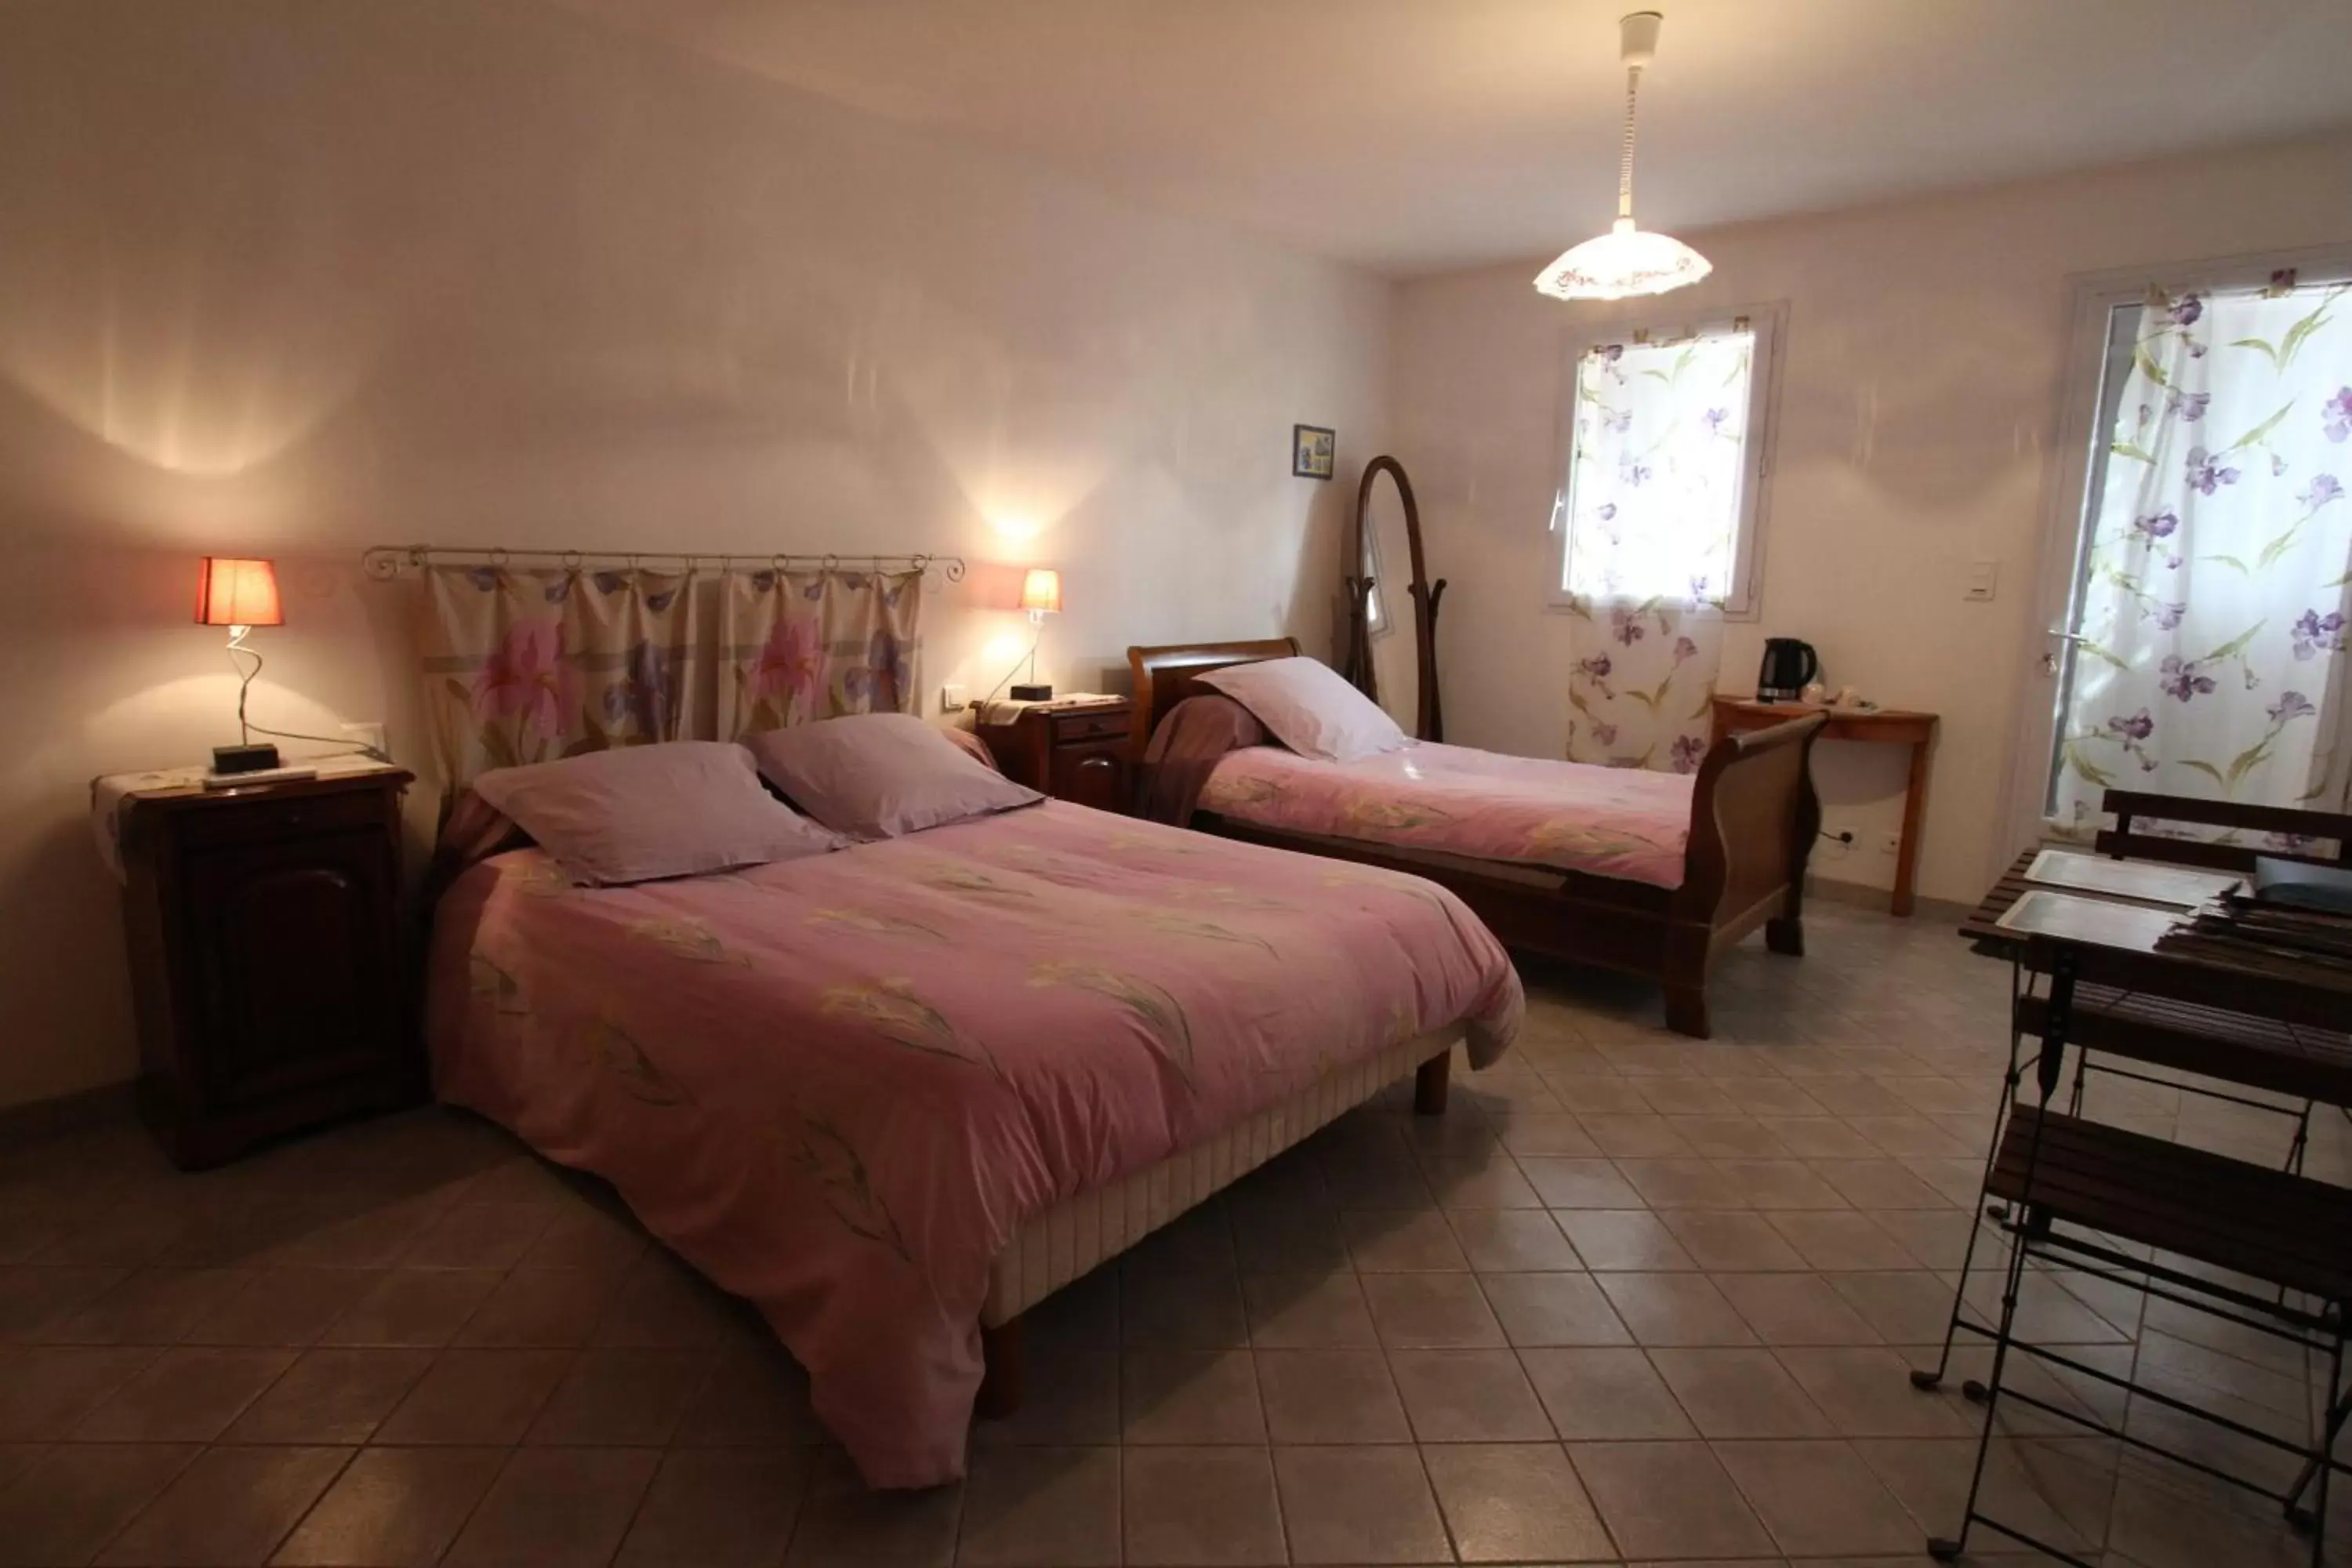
[1343,456,1445,741]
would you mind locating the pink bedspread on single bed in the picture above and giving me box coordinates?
[427,801,1520,1488]
[1199,741,1696,888]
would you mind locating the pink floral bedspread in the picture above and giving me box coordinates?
[427,802,1520,1487]
[1200,741,1695,888]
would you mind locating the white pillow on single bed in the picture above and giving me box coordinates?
[743,712,1044,840]
[472,741,846,886]
[1196,655,1408,764]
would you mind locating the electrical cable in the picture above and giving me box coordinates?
[224,632,393,764]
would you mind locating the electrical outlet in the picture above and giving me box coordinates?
[341,721,388,757]
[1879,830,1902,855]
[940,684,968,713]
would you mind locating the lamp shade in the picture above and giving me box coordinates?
[1534,218,1712,302]
[194,557,284,627]
[1018,568,1062,615]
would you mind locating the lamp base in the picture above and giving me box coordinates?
[1009,683,1054,702]
[211,742,282,775]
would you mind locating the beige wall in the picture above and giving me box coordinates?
[0,2,1391,1108]
[1393,132,2352,906]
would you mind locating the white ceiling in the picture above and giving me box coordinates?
[551,0,2352,276]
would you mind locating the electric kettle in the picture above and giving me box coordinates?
[1757,638,1820,702]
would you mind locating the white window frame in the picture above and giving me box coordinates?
[1545,299,1788,619]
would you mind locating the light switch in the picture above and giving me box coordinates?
[940,684,968,712]
[1964,561,1998,601]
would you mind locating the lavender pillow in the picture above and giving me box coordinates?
[1196,655,1407,763]
[743,713,1043,840]
[471,742,844,885]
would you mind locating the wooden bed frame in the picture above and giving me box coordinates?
[1127,637,1827,1038]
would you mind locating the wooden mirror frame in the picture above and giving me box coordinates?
[1341,455,1446,742]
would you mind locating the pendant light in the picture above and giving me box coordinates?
[1534,10,1711,302]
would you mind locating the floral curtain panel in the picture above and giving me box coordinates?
[2053,281,2351,829]
[419,566,702,787]
[716,568,924,738]
[1561,333,1748,771]
[1565,600,1722,772]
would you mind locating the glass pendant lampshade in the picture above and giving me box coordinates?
[1535,217,1711,300]
[1534,12,1710,303]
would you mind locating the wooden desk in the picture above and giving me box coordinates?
[1713,696,1938,916]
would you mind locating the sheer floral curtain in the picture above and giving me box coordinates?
[1561,332,1750,771]
[2052,279,2351,829]
[418,566,702,788]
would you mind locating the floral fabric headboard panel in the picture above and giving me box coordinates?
[717,568,923,738]
[416,564,923,792]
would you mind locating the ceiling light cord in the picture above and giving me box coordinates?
[1617,63,1642,221]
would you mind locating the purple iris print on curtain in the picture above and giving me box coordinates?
[717,568,924,737]
[1560,329,1753,771]
[2053,279,2352,829]
[419,566,701,786]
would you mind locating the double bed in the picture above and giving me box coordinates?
[427,789,1520,1488]
[1129,637,1825,1038]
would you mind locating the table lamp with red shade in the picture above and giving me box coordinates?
[194,556,389,782]
[196,557,287,775]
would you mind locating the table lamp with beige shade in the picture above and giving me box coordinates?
[1009,566,1061,701]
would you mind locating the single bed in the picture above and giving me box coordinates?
[1128,637,1824,1038]
[426,794,1520,1488]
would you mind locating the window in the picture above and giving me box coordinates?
[1549,303,1782,615]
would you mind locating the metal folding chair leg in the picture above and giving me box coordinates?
[1914,961,2033,1395]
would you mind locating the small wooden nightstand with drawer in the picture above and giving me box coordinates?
[101,764,422,1168]
[978,699,1134,815]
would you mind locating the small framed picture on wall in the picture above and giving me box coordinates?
[1292,424,1336,480]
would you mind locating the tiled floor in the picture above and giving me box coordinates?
[2,900,2347,1566]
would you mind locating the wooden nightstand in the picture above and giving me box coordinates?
[106,765,421,1168]
[978,700,1134,814]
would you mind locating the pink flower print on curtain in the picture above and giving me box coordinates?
[746,614,826,724]
[419,565,702,791]
[718,568,925,739]
[471,619,579,743]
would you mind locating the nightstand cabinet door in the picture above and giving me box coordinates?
[118,771,419,1169]
[1050,743,1131,815]
[183,830,401,1109]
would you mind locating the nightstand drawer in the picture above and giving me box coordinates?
[1051,711,1130,745]
[176,789,387,850]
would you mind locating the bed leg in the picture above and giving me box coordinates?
[1765,916,1805,957]
[976,1317,1025,1419]
[1663,985,1711,1040]
[1413,1049,1451,1116]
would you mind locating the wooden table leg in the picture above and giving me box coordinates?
[1893,736,1931,917]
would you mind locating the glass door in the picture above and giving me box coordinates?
[2034,272,2351,841]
